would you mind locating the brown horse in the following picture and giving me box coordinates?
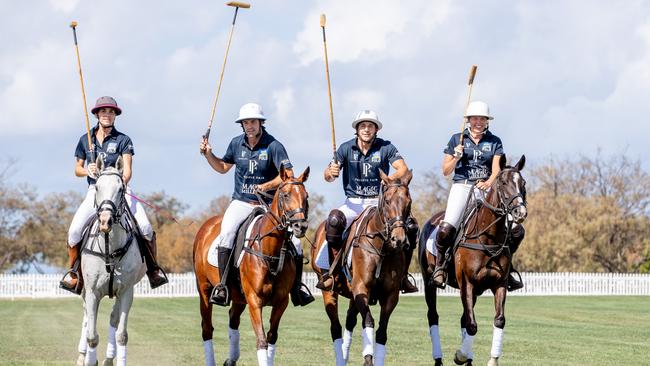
[311,170,413,366]
[193,166,310,366]
[419,156,527,366]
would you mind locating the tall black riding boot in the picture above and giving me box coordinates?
[400,218,419,293]
[141,232,168,289]
[210,247,232,306]
[291,255,315,306]
[507,225,525,291]
[432,222,456,289]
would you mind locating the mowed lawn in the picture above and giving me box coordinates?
[0,296,648,365]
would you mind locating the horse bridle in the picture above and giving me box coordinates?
[376,181,409,241]
[255,180,308,231]
[486,168,527,220]
[95,171,127,223]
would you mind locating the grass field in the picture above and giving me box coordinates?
[0,296,648,365]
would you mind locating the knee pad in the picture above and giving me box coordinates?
[436,221,456,248]
[325,209,346,248]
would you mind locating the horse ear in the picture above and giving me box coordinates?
[115,156,124,174]
[298,166,310,183]
[499,154,507,171]
[378,169,389,183]
[404,169,413,185]
[96,155,105,172]
[515,155,526,171]
[280,165,290,181]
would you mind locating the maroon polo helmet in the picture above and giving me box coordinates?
[91,96,122,115]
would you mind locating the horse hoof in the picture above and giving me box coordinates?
[223,359,236,366]
[76,353,85,366]
[435,358,443,366]
[454,350,469,365]
[487,357,498,366]
[102,358,114,366]
[363,354,374,366]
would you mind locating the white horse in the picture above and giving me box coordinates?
[75,156,146,366]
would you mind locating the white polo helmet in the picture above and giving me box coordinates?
[351,109,383,130]
[464,101,493,120]
[235,103,266,123]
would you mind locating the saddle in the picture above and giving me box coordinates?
[232,207,266,269]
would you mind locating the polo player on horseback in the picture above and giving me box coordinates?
[199,102,314,307]
[60,96,168,294]
[431,101,524,291]
[316,109,418,293]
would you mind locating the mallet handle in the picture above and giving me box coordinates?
[70,22,95,163]
[459,65,478,146]
[321,14,337,164]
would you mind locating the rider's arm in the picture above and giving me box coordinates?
[389,159,408,180]
[205,153,234,174]
[75,158,89,177]
[442,153,458,177]
[122,153,133,185]
[258,169,292,192]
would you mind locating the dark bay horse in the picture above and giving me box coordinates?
[418,156,527,366]
[193,166,310,366]
[311,170,413,366]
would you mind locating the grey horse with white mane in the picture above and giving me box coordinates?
[76,156,145,366]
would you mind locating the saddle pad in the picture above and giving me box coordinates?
[206,208,265,267]
[426,227,438,256]
[235,215,264,268]
[314,240,330,270]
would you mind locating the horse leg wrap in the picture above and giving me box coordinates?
[256,348,268,366]
[361,327,374,357]
[86,346,97,366]
[490,325,504,358]
[333,338,345,366]
[106,325,116,358]
[77,317,88,354]
[203,340,216,366]
[229,327,240,361]
[342,329,353,361]
[460,328,474,360]
[266,344,276,366]
[116,344,126,366]
[429,325,443,360]
[374,343,386,366]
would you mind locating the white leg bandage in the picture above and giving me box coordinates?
[342,329,353,361]
[85,346,97,366]
[491,326,504,358]
[116,344,126,366]
[203,340,215,366]
[460,328,474,360]
[256,349,268,366]
[267,344,276,366]
[429,325,443,359]
[106,325,117,358]
[333,338,345,366]
[77,317,88,353]
[229,327,240,361]
[374,343,386,366]
[361,327,374,357]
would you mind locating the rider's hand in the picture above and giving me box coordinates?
[87,163,98,178]
[255,183,269,193]
[328,161,341,179]
[453,144,464,160]
[200,138,212,156]
[476,180,492,191]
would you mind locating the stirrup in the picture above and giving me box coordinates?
[59,270,82,295]
[209,284,230,306]
[431,268,447,289]
[401,273,419,294]
[507,270,524,292]
[315,273,334,291]
[147,268,169,289]
[292,283,315,307]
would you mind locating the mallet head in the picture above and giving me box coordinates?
[70,21,78,29]
[320,14,326,27]
[226,1,250,8]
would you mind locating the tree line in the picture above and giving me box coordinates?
[1,154,648,273]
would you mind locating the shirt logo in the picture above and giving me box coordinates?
[107,142,117,154]
[353,152,359,161]
[472,149,482,162]
[248,160,258,174]
[258,149,268,161]
[241,151,247,157]
[362,162,373,177]
[481,144,492,152]
[371,151,381,163]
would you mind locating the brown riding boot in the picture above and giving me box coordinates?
[60,245,83,295]
[316,245,340,291]
[142,232,168,289]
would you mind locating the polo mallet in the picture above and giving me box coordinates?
[458,65,478,146]
[320,14,337,164]
[69,21,95,163]
[203,1,251,143]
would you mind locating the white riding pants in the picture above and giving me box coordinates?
[442,183,486,229]
[67,186,153,246]
[212,199,257,250]
[338,197,379,228]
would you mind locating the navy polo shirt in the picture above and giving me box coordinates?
[222,130,292,203]
[336,137,403,198]
[75,126,134,185]
[444,129,504,183]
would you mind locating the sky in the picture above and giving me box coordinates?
[1,0,649,213]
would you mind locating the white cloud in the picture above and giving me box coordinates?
[271,86,295,126]
[49,0,80,13]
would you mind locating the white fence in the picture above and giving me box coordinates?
[1,272,649,299]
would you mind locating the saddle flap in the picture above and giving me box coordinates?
[233,207,266,268]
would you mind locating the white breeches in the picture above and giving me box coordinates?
[212,200,257,250]
[442,183,487,229]
[338,197,379,228]
[68,186,153,246]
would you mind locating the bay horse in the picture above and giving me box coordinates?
[76,156,146,366]
[193,166,310,366]
[418,156,527,366]
[311,170,413,366]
